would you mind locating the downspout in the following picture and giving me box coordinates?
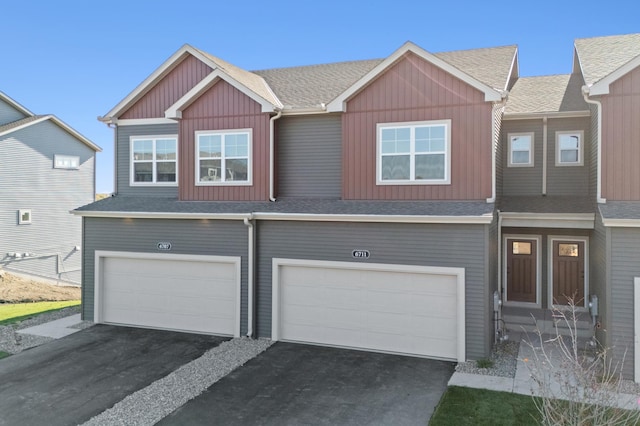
[496,209,504,341]
[109,122,117,195]
[542,116,548,195]
[243,215,255,337]
[582,87,606,203]
[487,97,507,203]
[269,110,283,202]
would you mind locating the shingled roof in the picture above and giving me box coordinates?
[575,33,640,87]
[505,73,589,115]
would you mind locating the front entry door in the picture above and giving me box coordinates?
[506,238,538,304]
[552,240,585,305]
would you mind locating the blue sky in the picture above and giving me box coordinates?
[2,0,637,193]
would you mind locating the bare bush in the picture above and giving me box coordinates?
[524,299,640,425]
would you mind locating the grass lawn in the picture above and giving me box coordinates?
[430,386,540,426]
[0,351,9,360]
[0,300,80,326]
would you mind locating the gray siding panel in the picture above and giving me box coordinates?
[609,227,640,379]
[0,120,95,283]
[546,117,590,196]
[82,218,249,334]
[0,98,28,126]
[487,214,498,351]
[591,211,608,346]
[502,120,544,196]
[257,221,489,359]
[116,124,179,197]
[276,115,342,198]
[501,117,590,197]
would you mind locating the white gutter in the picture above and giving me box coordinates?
[243,215,255,337]
[269,110,283,201]
[582,87,606,203]
[542,117,548,195]
[70,210,253,220]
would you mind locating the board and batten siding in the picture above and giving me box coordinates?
[179,80,270,201]
[276,114,342,198]
[342,52,493,201]
[115,123,179,197]
[0,98,28,125]
[257,220,490,359]
[0,120,95,283]
[609,227,640,379]
[120,54,212,119]
[601,66,640,200]
[82,217,249,334]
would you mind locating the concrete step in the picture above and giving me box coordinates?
[503,316,593,338]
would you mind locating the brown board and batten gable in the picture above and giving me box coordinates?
[337,45,511,200]
[178,79,271,201]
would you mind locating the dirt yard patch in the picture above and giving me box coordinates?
[0,270,80,303]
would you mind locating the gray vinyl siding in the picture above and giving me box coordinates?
[257,221,490,359]
[0,120,95,283]
[546,117,590,196]
[494,106,505,204]
[501,117,590,197]
[115,124,179,196]
[501,227,592,308]
[609,227,640,379]
[276,115,342,198]
[0,98,27,125]
[591,211,608,347]
[502,119,544,196]
[82,217,249,334]
[487,213,498,350]
[588,104,599,198]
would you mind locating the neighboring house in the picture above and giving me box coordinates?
[75,33,640,379]
[0,92,101,284]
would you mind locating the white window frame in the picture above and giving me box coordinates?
[555,131,584,166]
[507,132,534,167]
[54,155,80,169]
[129,135,178,186]
[376,119,451,185]
[18,209,32,225]
[195,129,253,186]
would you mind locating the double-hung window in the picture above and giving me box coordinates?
[377,119,451,184]
[196,129,252,185]
[508,133,534,167]
[130,136,178,185]
[556,131,583,166]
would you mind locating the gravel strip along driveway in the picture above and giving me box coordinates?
[81,337,273,426]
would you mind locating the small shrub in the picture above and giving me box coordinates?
[476,358,494,369]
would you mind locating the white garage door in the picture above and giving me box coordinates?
[272,259,465,361]
[96,252,240,336]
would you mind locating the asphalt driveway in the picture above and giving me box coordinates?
[159,342,454,425]
[0,324,228,426]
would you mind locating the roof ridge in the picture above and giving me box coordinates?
[252,58,383,73]
[575,32,640,42]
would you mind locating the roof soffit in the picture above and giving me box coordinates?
[326,41,504,112]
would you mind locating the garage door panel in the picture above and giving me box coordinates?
[276,261,463,361]
[99,254,239,336]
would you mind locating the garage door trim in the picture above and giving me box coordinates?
[271,258,466,361]
[94,250,241,336]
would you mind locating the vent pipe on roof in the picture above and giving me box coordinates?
[269,110,283,202]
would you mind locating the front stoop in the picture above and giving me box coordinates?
[502,306,594,341]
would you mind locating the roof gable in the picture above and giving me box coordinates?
[0,115,101,152]
[326,42,506,112]
[100,45,281,123]
[505,74,589,116]
[575,33,640,95]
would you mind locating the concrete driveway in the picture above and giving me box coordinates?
[159,342,454,426]
[0,325,228,426]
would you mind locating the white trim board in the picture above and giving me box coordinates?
[500,212,594,229]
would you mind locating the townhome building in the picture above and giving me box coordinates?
[75,33,640,379]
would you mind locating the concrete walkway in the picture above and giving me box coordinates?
[449,339,640,410]
[16,314,83,339]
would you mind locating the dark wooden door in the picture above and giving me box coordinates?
[552,240,585,305]
[506,239,537,303]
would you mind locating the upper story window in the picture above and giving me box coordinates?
[196,129,252,186]
[377,120,451,185]
[54,155,80,169]
[130,136,178,186]
[508,133,534,167]
[556,131,584,166]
